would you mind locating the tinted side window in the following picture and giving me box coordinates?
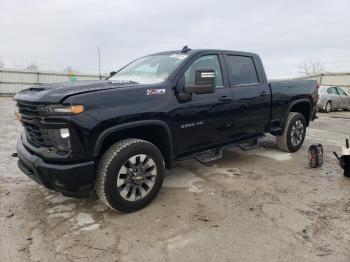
[184,55,223,88]
[327,87,338,95]
[337,88,348,96]
[226,55,259,85]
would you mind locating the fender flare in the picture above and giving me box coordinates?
[285,99,312,126]
[92,119,174,161]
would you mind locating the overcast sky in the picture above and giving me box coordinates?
[1,0,349,77]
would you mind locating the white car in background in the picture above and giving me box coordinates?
[317,86,350,112]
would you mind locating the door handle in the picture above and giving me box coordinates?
[260,91,267,97]
[219,96,233,102]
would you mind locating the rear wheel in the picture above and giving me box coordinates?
[276,112,306,153]
[325,101,332,113]
[95,138,165,213]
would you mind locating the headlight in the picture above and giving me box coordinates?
[46,105,84,115]
[48,128,71,151]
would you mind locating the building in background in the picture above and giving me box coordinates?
[297,72,350,94]
[0,68,105,96]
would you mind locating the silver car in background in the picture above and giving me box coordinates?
[317,86,350,112]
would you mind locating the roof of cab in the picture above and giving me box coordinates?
[151,49,259,58]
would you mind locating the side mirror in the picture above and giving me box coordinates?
[109,71,117,77]
[184,68,216,94]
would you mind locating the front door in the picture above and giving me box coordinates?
[172,54,234,155]
[224,54,271,140]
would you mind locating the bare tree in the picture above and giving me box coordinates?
[298,59,325,76]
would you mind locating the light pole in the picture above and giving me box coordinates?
[98,46,101,80]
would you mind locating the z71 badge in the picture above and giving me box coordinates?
[147,89,166,96]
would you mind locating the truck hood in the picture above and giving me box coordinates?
[14,80,136,103]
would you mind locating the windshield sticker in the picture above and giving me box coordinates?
[169,54,188,60]
[147,89,166,96]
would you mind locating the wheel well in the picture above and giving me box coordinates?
[290,102,311,125]
[98,125,173,168]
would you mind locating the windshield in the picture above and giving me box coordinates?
[109,53,189,84]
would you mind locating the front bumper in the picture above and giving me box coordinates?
[17,138,96,198]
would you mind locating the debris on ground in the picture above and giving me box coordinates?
[5,210,14,218]
[193,215,212,222]
[316,245,333,256]
[226,168,241,176]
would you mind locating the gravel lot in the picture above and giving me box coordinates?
[1,97,350,262]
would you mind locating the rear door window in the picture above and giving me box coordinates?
[337,87,348,96]
[225,55,259,86]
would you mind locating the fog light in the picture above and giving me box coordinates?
[60,128,70,138]
[48,129,71,151]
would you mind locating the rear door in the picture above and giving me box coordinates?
[224,54,271,139]
[336,87,350,109]
[327,87,340,109]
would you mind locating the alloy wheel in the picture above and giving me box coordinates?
[117,154,157,201]
[290,120,304,146]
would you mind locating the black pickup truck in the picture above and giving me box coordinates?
[15,47,318,212]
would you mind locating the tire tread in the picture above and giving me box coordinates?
[95,138,155,211]
[276,112,300,153]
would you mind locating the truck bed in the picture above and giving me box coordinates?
[268,79,318,131]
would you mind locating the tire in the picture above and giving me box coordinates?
[325,101,332,113]
[276,112,306,153]
[95,138,165,213]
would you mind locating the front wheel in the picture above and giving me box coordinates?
[276,112,306,153]
[95,138,165,213]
